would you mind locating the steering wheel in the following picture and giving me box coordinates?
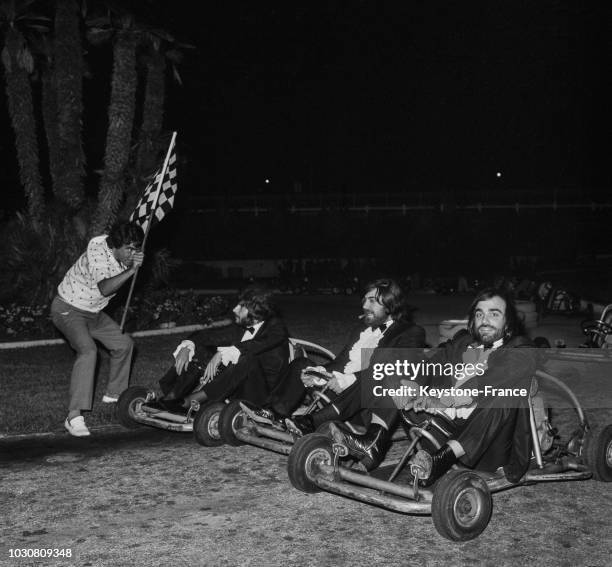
[581,319,612,347]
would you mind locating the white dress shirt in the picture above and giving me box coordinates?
[443,337,504,419]
[331,320,393,390]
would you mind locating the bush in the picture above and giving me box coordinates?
[0,289,231,342]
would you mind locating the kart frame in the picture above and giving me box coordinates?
[116,337,336,434]
[285,369,610,541]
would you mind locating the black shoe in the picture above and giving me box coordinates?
[410,444,458,487]
[329,422,390,471]
[285,414,316,437]
[240,402,283,427]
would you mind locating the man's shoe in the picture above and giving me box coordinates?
[329,422,390,471]
[64,416,90,437]
[410,445,458,487]
[102,394,118,403]
[239,402,281,427]
[285,414,316,437]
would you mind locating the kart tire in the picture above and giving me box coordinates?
[584,424,612,482]
[193,401,226,447]
[287,433,334,493]
[432,470,493,541]
[117,386,149,429]
[218,400,248,447]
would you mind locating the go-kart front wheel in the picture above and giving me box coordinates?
[117,386,149,429]
[287,433,334,494]
[583,424,612,481]
[193,401,226,447]
[218,400,248,447]
[432,470,493,541]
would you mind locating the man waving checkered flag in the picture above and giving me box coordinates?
[130,133,178,233]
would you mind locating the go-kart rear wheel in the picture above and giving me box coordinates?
[117,386,149,429]
[287,433,334,493]
[584,424,612,481]
[432,470,492,541]
[218,400,248,447]
[193,401,226,447]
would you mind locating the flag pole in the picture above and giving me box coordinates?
[120,131,177,332]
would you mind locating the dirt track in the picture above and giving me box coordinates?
[1,423,611,567]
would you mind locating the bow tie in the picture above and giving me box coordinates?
[375,324,387,333]
[246,327,255,334]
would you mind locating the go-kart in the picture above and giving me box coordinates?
[285,369,612,541]
[538,303,612,364]
[581,303,612,348]
[116,338,335,439]
[190,341,339,449]
[217,387,411,456]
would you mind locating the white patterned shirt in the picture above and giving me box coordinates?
[57,235,125,312]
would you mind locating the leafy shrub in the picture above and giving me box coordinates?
[0,290,231,341]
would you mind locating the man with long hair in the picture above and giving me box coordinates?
[154,288,289,410]
[243,278,427,469]
[391,288,536,485]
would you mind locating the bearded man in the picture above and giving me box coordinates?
[337,287,537,482]
[243,278,426,470]
[154,288,289,410]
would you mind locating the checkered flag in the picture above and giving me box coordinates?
[130,137,178,233]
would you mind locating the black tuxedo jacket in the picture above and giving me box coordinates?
[425,330,537,482]
[191,316,290,392]
[325,320,427,378]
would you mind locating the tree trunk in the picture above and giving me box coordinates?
[124,50,166,215]
[136,51,166,175]
[2,28,45,230]
[91,30,138,235]
[41,65,61,190]
[53,0,85,209]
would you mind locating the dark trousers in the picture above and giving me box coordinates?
[332,381,399,429]
[160,346,283,406]
[454,406,521,472]
[201,353,271,405]
[159,346,217,400]
[265,357,312,416]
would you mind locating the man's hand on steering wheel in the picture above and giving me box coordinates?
[301,365,328,387]
[412,395,445,414]
[326,376,343,394]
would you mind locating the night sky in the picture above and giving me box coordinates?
[165,1,612,195]
[2,1,611,207]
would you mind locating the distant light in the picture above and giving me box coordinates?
[496,172,502,178]
[265,179,270,184]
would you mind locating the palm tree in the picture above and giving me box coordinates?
[89,9,139,235]
[125,28,192,214]
[0,0,50,231]
[52,0,85,209]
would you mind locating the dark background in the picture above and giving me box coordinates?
[2,1,611,278]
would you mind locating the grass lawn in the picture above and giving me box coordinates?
[0,295,359,435]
